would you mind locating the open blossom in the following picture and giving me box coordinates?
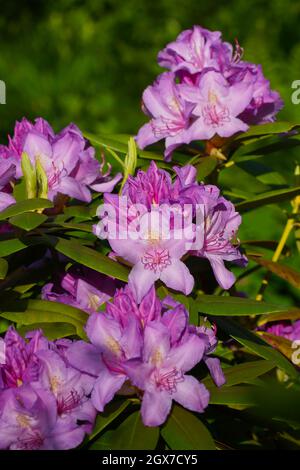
[137,25,283,159]
[66,287,225,427]
[136,72,204,160]
[191,183,247,290]
[0,386,86,450]
[42,265,119,314]
[0,117,122,202]
[0,327,96,449]
[157,25,232,78]
[179,70,253,139]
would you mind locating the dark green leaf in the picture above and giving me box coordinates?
[0,198,53,220]
[161,405,215,450]
[9,212,48,231]
[17,322,76,340]
[54,238,129,282]
[0,258,8,279]
[236,187,300,212]
[196,156,218,181]
[213,317,298,378]
[249,255,300,289]
[0,239,27,257]
[89,400,131,441]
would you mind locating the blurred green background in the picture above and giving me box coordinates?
[0,0,300,139]
[0,0,300,306]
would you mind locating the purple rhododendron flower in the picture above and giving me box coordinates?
[42,265,118,314]
[260,320,300,342]
[0,117,122,201]
[137,25,283,159]
[136,72,205,160]
[158,26,232,78]
[66,287,225,426]
[0,327,96,449]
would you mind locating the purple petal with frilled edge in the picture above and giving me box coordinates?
[173,375,210,412]
[162,304,188,345]
[128,261,159,304]
[86,314,122,356]
[91,369,126,412]
[165,334,205,372]
[143,322,170,364]
[139,286,162,324]
[108,237,144,265]
[160,259,194,295]
[173,165,197,186]
[204,356,226,387]
[90,172,122,193]
[55,176,92,202]
[206,255,236,290]
[141,390,172,427]
[65,341,103,377]
[119,314,143,359]
[0,160,16,189]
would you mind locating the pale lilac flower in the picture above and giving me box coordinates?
[0,386,85,450]
[0,117,121,201]
[158,25,232,78]
[179,70,253,139]
[0,158,16,212]
[190,184,247,290]
[108,210,195,303]
[136,72,205,160]
[125,322,209,426]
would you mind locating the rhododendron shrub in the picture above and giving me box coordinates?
[0,26,300,451]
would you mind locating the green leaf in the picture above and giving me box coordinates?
[84,132,164,161]
[0,239,27,257]
[0,198,53,221]
[196,156,218,181]
[219,164,270,194]
[194,294,290,316]
[258,308,300,325]
[213,317,298,378]
[202,360,275,388]
[90,411,159,450]
[235,187,300,212]
[0,258,8,279]
[9,212,48,231]
[88,400,131,441]
[234,121,299,140]
[17,322,76,340]
[36,157,49,199]
[161,405,215,450]
[257,332,293,361]
[119,137,137,192]
[0,299,88,338]
[207,385,258,406]
[54,238,129,282]
[249,255,300,289]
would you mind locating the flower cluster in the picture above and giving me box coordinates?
[260,320,300,342]
[66,286,225,427]
[0,327,96,449]
[97,161,246,301]
[136,26,283,159]
[0,117,122,205]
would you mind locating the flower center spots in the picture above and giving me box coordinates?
[106,336,122,356]
[48,161,67,189]
[202,104,230,127]
[17,431,44,450]
[141,249,171,273]
[151,118,185,138]
[57,389,82,415]
[88,294,101,311]
[155,368,184,394]
[16,413,32,429]
[50,375,61,393]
